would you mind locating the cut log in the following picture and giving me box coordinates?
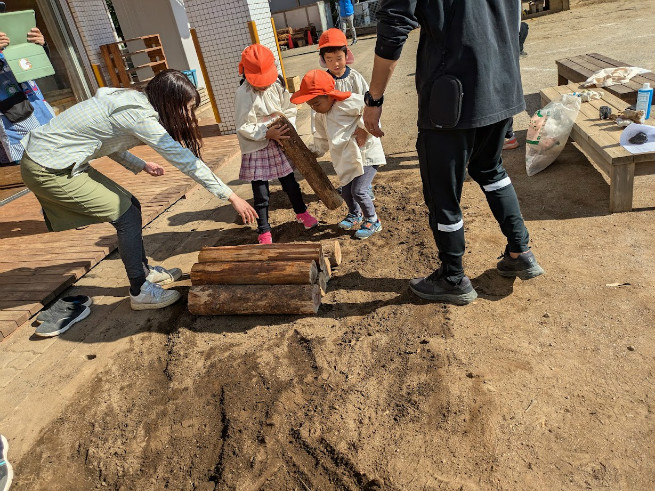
[268,116,343,210]
[191,260,318,285]
[318,272,329,297]
[188,284,321,315]
[198,243,323,266]
[319,256,331,279]
[322,240,342,267]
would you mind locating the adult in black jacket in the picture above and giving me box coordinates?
[363,0,543,305]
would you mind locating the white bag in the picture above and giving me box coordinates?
[583,66,650,88]
[525,94,581,176]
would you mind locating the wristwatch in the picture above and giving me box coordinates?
[364,91,384,107]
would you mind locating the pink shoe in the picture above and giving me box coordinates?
[258,231,272,244]
[503,136,519,150]
[296,211,318,230]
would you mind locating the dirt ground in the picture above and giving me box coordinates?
[11,1,655,489]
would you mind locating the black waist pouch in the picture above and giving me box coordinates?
[429,74,463,129]
[0,91,34,123]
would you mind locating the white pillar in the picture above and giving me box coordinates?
[184,0,281,134]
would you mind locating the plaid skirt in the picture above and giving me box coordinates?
[239,140,294,181]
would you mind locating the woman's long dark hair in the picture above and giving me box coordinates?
[145,69,203,158]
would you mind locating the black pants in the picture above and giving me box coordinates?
[111,195,148,294]
[519,22,529,53]
[416,118,530,283]
[251,172,307,234]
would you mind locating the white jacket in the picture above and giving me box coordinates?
[234,80,297,154]
[308,93,386,186]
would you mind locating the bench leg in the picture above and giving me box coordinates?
[558,74,568,86]
[609,163,635,213]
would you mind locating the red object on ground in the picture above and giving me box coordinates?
[287,34,294,49]
[307,30,313,45]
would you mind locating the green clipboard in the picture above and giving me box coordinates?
[0,10,55,83]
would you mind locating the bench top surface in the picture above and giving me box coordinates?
[540,84,655,166]
[556,53,655,97]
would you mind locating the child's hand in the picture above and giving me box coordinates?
[228,194,258,224]
[354,127,369,147]
[144,162,165,176]
[266,123,290,143]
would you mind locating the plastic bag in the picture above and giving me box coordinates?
[525,94,581,176]
[583,66,650,88]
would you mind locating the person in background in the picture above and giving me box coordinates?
[363,0,544,305]
[0,27,54,165]
[504,9,530,151]
[338,0,357,45]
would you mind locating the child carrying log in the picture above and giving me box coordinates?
[291,70,386,239]
[235,44,318,244]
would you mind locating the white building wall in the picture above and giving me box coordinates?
[185,0,281,134]
[65,0,118,68]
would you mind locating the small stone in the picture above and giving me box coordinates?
[629,132,649,145]
[627,345,635,351]
[543,312,550,318]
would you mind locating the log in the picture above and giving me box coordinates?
[322,240,342,267]
[191,260,318,285]
[188,284,321,315]
[198,243,324,266]
[268,116,343,210]
[318,272,329,297]
[319,256,331,279]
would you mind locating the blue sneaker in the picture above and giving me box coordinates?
[368,184,376,201]
[338,212,363,230]
[354,218,382,239]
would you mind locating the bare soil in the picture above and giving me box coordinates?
[13,2,655,489]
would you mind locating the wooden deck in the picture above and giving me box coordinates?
[0,127,240,340]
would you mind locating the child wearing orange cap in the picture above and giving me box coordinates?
[235,44,318,244]
[291,70,386,240]
[317,28,373,197]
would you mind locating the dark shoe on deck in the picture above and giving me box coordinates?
[496,247,544,280]
[409,268,478,305]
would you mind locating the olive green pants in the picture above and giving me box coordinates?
[21,154,133,232]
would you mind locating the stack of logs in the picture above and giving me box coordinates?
[188,241,341,316]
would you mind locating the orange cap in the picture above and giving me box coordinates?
[238,44,279,87]
[318,28,347,48]
[317,28,355,67]
[290,69,351,104]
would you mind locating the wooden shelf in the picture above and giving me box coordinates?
[100,34,168,88]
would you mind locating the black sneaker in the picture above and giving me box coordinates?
[34,305,91,337]
[0,435,13,491]
[496,247,544,280]
[36,295,92,323]
[409,268,478,305]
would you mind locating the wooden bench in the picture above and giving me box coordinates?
[540,84,655,213]
[556,53,655,105]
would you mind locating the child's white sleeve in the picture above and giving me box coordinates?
[307,114,329,157]
[235,90,268,142]
[353,71,370,95]
[281,88,298,127]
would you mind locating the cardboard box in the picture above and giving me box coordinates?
[286,76,301,93]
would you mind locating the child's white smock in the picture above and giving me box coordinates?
[235,80,297,155]
[308,93,386,186]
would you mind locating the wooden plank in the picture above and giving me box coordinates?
[634,160,655,176]
[569,55,642,92]
[609,163,635,213]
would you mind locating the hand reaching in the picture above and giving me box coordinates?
[0,32,9,50]
[228,194,258,225]
[354,127,369,147]
[144,162,165,176]
[363,105,385,138]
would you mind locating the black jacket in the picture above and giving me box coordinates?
[375,0,525,130]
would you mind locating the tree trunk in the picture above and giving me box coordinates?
[198,243,324,266]
[188,284,321,315]
[191,260,318,285]
[269,116,343,210]
[319,256,331,279]
[318,272,329,297]
[322,240,342,267]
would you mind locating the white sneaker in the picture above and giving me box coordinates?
[145,265,182,285]
[130,281,181,310]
